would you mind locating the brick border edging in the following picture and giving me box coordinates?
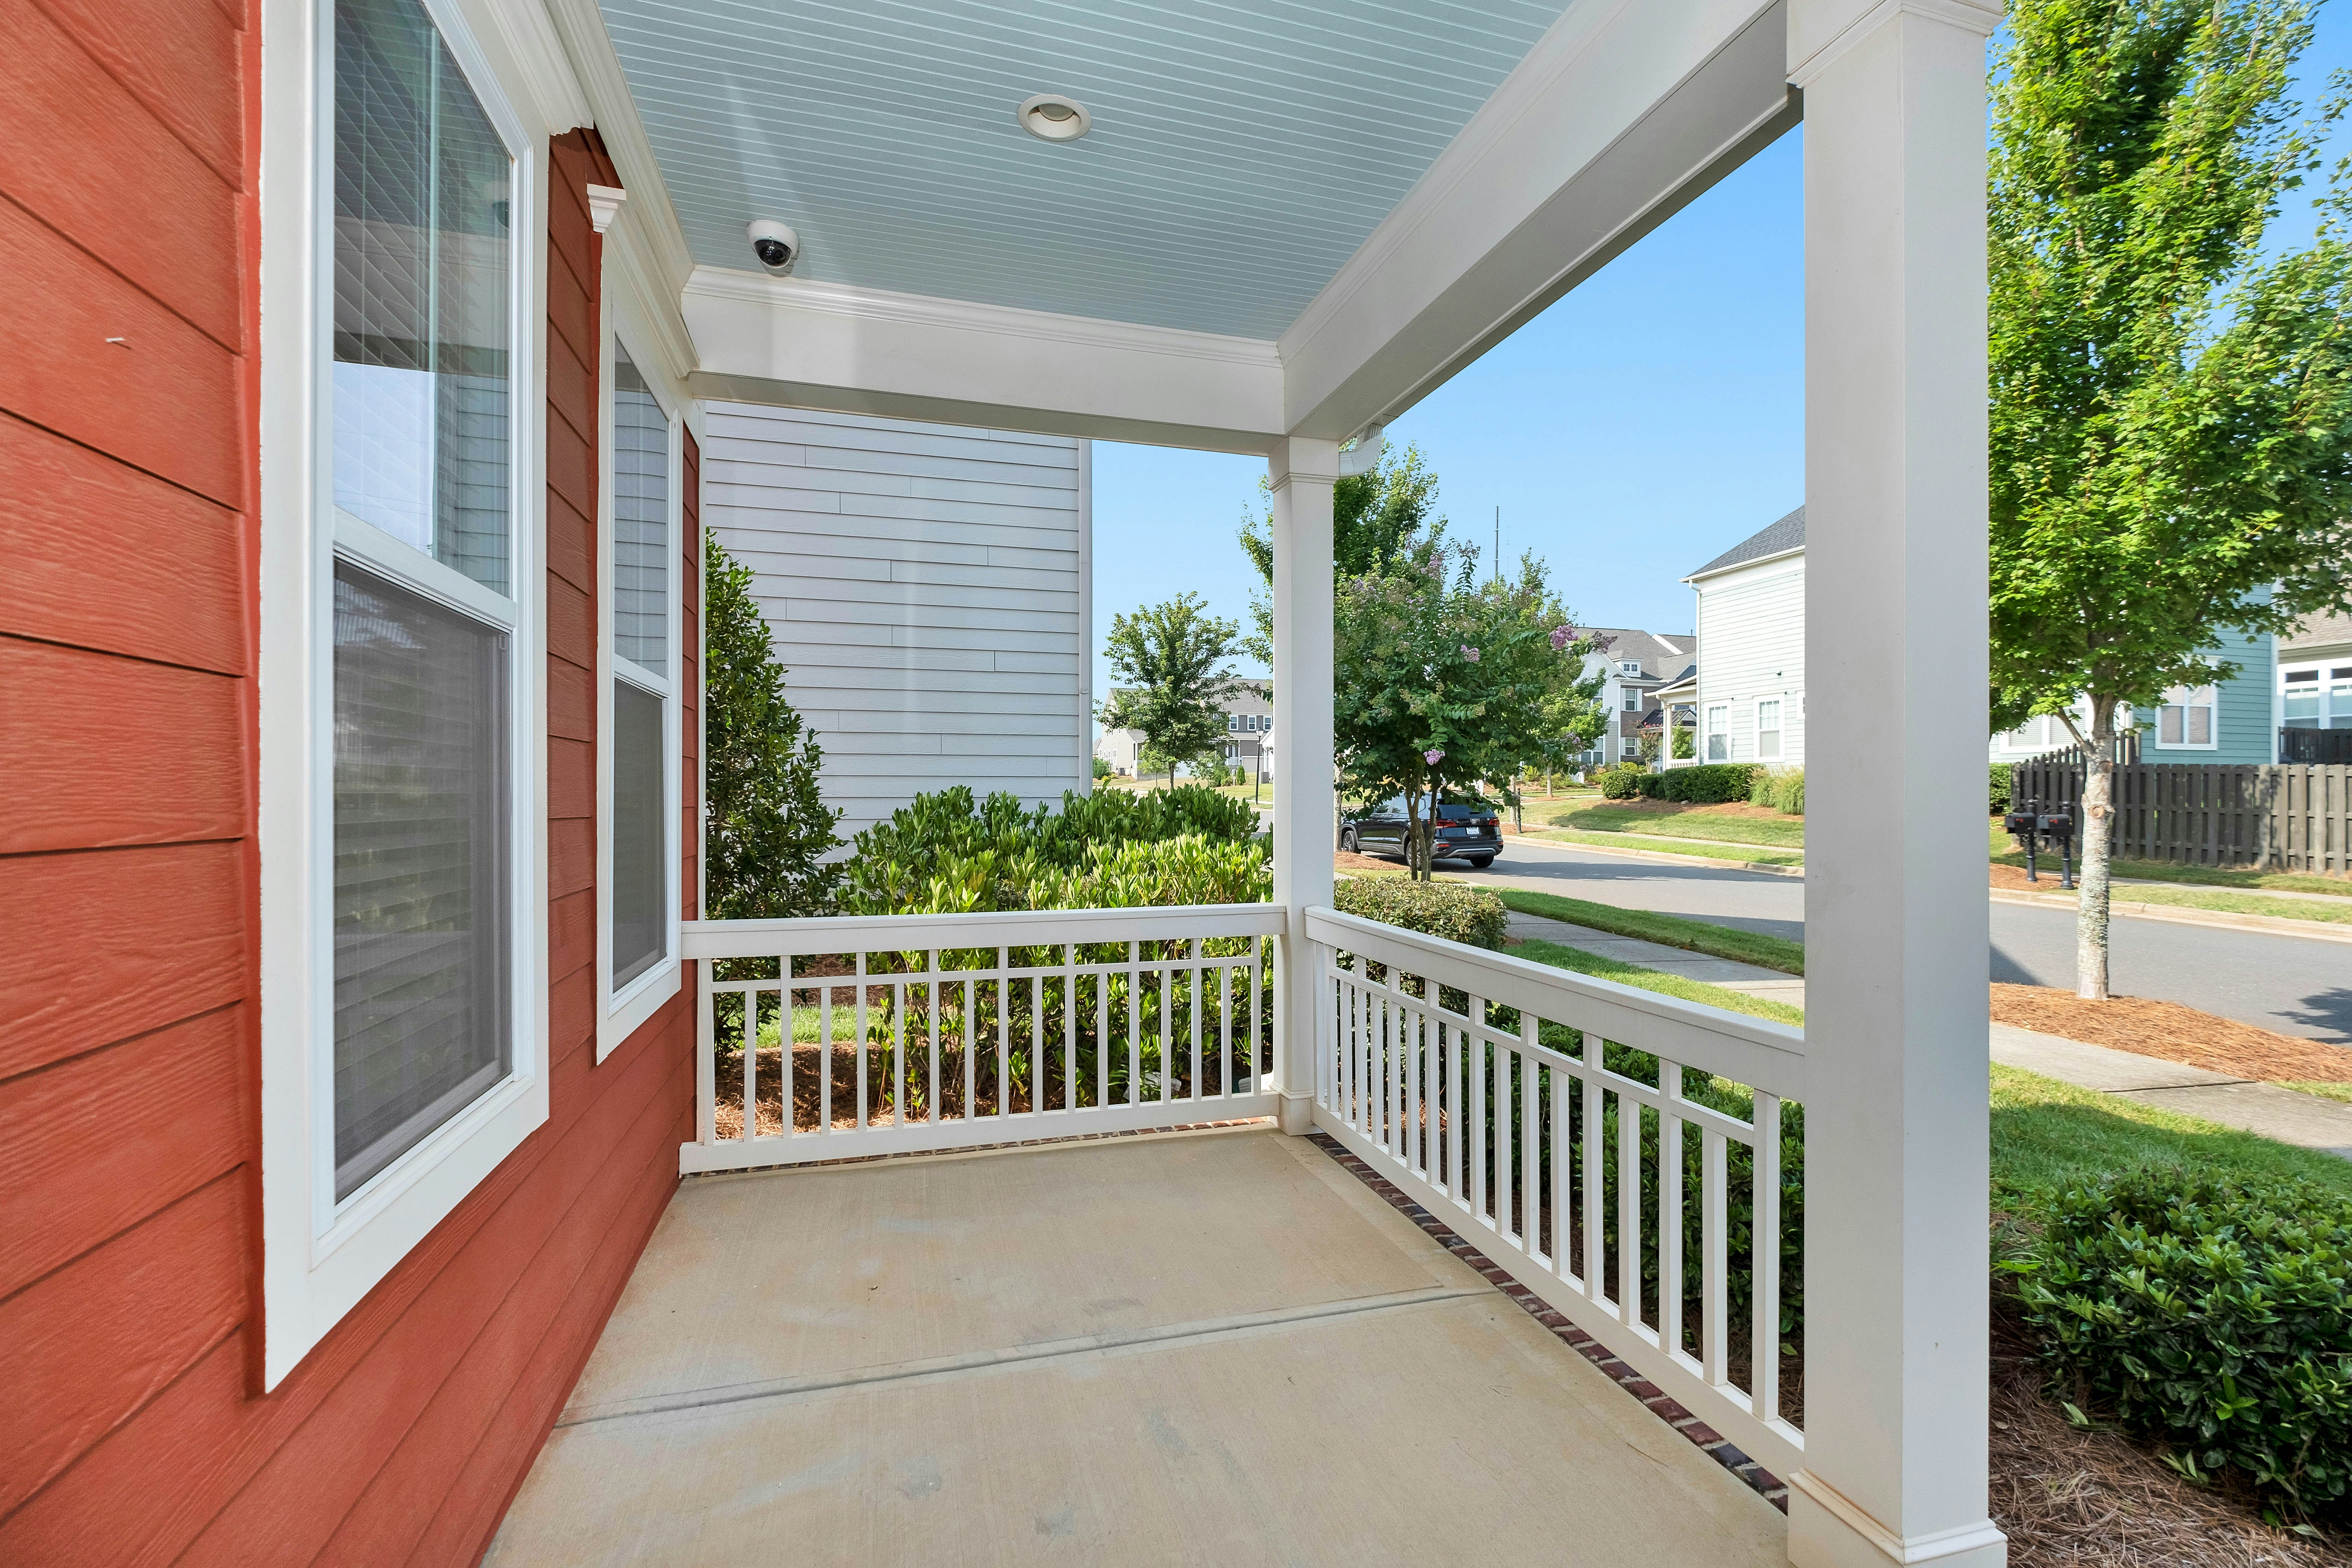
[1306,1130,1790,1513]
[689,1117,1276,1177]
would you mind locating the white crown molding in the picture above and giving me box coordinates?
[682,268,1283,370]
[1789,0,2002,87]
[476,0,592,133]
[585,182,626,233]
[1278,0,1639,367]
[610,207,697,384]
[536,0,697,309]
[1274,0,1794,441]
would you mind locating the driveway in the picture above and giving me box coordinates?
[1414,836,2352,1047]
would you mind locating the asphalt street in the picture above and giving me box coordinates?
[1424,835,2352,1047]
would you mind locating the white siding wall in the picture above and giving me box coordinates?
[1692,559,1807,766]
[702,403,1090,842]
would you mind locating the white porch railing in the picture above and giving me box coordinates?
[1303,905,1808,1480]
[680,905,1286,1174]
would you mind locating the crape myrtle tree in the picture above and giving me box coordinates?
[1097,593,1249,787]
[1237,442,1445,668]
[703,533,842,918]
[1989,0,2352,998]
[1338,544,1600,879]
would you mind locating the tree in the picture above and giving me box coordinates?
[1989,0,2352,998]
[703,533,842,918]
[1098,593,1248,786]
[1336,547,1599,878]
[1237,443,1443,667]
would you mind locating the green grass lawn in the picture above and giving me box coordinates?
[1545,802,1807,851]
[2008,882,2352,925]
[1521,827,1807,867]
[1988,817,2352,900]
[1991,1064,2352,1211]
[1511,937,1805,1027]
[1494,887,1806,975]
[2282,1081,2352,1105]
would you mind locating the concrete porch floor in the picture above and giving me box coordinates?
[487,1127,1788,1566]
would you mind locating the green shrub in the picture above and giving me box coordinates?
[1643,763,1759,804]
[2014,1170,2352,1517]
[1750,767,1805,816]
[1092,757,1113,780]
[1333,877,1508,950]
[1990,763,2014,817]
[840,784,1263,915]
[1597,763,1648,799]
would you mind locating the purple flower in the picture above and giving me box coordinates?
[1424,748,1444,766]
[1551,625,1573,651]
[1460,645,1480,663]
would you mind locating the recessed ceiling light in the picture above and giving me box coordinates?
[1017,93,1091,142]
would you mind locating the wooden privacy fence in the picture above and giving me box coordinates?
[2009,758,2351,876]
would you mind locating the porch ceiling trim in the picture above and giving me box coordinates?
[681,269,1286,453]
[1279,0,1798,441]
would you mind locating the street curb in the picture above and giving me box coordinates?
[1987,887,2352,946]
[1511,833,1805,879]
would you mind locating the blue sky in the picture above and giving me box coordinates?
[1089,10,2352,712]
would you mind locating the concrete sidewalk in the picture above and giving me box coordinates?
[1992,1024,2352,1159]
[1505,911,1805,1012]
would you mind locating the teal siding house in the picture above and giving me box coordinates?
[1991,619,2278,765]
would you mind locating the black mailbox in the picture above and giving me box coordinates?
[2008,799,2075,890]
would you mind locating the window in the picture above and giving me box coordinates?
[1704,704,1729,762]
[1227,714,1239,732]
[1619,660,1642,676]
[1756,698,1783,762]
[330,0,520,1197]
[1623,689,1640,712]
[1621,737,1638,758]
[2282,666,2352,729]
[259,0,542,1389]
[2285,669,2321,728]
[2153,684,2215,749]
[600,340,680,1044]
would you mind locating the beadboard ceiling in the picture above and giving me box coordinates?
[594,0,1573,338]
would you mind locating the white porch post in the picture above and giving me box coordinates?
[1267,436,1338,1135]
[1790,2,2006,1566]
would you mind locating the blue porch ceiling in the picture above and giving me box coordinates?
[595,0,1573,339]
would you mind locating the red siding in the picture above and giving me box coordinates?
[0,2,692,1551]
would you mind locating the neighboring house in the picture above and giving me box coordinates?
[1573,629,1697,766]
[704,405,1092,839]
[1991,619,2278,765]
[2280,609,2352,732]
[1683,507,1806,767]
[1094,680,1271,777]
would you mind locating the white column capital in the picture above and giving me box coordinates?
[1267,435,1343,491]
[1790,0,2001,89]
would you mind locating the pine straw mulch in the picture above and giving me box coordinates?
[1989,983,2352,1084]
[1989,1292,2346,1566]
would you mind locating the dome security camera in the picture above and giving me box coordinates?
[747,219,799,273]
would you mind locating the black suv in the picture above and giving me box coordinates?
[1340,797,1501,868]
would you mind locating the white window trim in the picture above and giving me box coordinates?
[596,289,687,1059]
[1703,703,1730,762]
[256,0,550,1392]
[2149,683,2219,751]
[1753,695,1785,763]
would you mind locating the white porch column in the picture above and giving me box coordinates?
[1790,2,2006,1566]
[1267,436,1338,1135]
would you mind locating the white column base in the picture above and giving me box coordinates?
[1276,1090,1315,1136]
[1788,1473,2007,1568]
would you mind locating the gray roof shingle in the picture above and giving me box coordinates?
[1687,505,1804,581]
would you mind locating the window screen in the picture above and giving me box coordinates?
[333,562,510,1199]
[1756,699,1783,761]
[331,0,512,594]
[612,678,666,988]
[612,348,669,674]
[1705,705,1729,762]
